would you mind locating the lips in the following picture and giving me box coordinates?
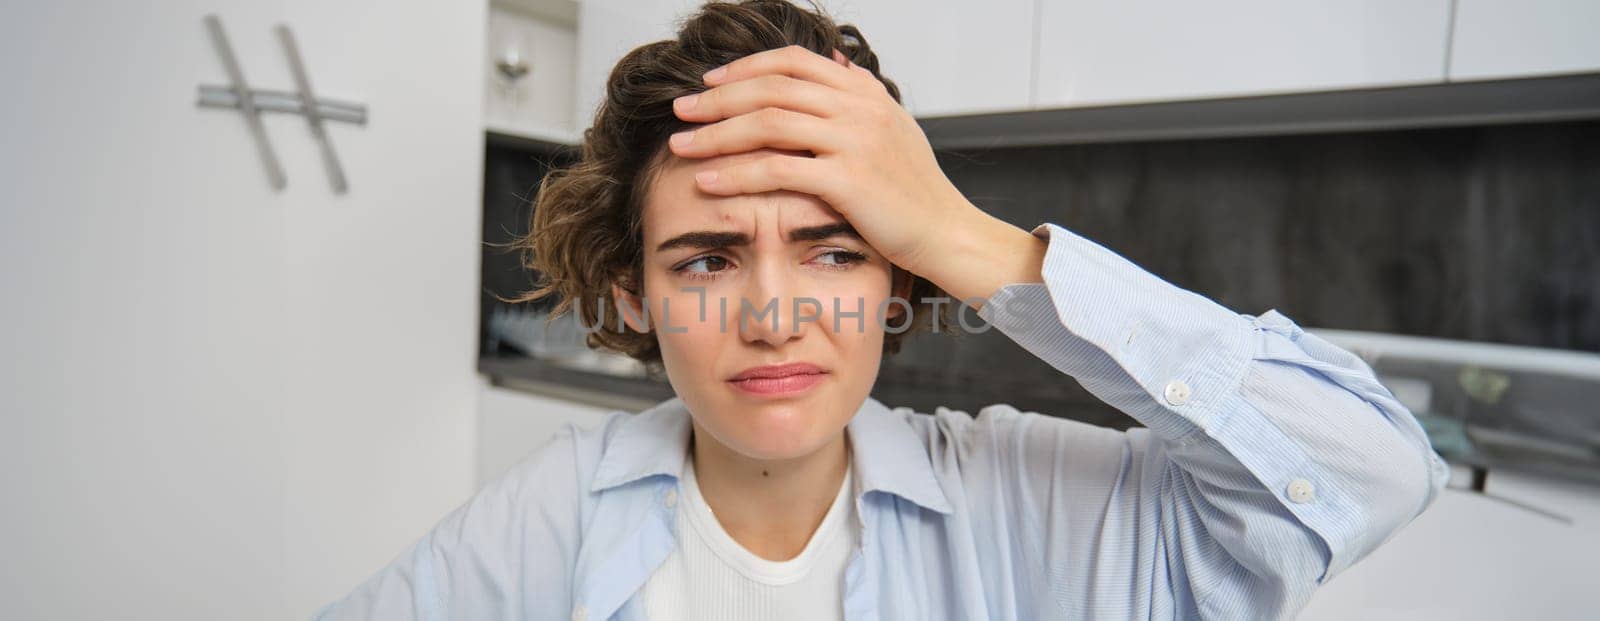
[727,362,828,396]
[730,362,826,381]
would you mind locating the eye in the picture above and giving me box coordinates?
[673,254,732,279]
[813,249,867,269]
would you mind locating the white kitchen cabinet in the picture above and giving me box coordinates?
[486,0,581,145]
[573,0,700,132]
[0,1,483,618]
[829,0,1035,117]
[1034,0,1452,107]
[1449,0,1600,81]
[574,0,1035,122]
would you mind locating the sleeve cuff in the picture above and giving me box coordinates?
[976,222,1258,438]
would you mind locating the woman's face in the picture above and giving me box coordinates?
[616,148,910,461]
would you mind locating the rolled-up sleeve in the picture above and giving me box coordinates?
[973,223,1450,619]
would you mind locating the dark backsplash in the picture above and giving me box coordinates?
[482,120,1599,423]
[936,120,1600,354]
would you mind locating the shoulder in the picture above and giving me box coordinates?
[433,407,638,577]
[518,408,634,470]
[480,408,636,514]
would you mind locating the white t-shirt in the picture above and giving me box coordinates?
[641,450,858,621]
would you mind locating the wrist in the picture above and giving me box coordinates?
[915,205,1046,309]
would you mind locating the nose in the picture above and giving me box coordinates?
[735,259,815,348]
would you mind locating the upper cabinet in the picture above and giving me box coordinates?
[1033,0,1452,108]
[829,1,1035,117]
[572,0,1034,121]
[573,0,697,131]
[1449,0,1600,81]
[487,0,581,145]
[561,0,1597,136]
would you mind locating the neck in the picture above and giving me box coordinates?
[688,420,851,562]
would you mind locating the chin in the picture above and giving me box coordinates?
[701,393,834,459]
[670,364,868,460]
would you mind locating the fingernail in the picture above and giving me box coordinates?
[670,130,695,148]
[695,170,718,185]
[704,66,727,83]
[674,94,699,111]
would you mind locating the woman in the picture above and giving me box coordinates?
[317,1,1448,619]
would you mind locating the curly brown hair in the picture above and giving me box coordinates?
[508,0,953,374]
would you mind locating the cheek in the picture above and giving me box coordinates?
[644,278,728,365]
[813,271,895,348]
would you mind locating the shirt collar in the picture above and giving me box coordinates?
[587,396,694,493]
[588,395,954,515]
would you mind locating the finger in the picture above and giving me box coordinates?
[704,44,867,94]
[668,107,846,158]
[693,153,843,199]
[675,74,846,123]
[838,53,888,94]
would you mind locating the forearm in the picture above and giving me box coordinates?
[968,220,1448,612]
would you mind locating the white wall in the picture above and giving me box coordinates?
[0,1,485,618]
[276,1,486,615]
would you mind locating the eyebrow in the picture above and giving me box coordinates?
[655,222,861,252]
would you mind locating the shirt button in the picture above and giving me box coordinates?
[1164,380,1191,406]
[1286,479,1316,504]
[664,488,678,508]
[572,604,588,621]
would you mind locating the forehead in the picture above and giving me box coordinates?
[641,148,842,244]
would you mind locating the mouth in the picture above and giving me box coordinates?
[726,362,829,397]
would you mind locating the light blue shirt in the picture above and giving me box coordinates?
[315,223,1450,620]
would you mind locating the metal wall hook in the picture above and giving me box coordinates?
[203,14,285,191]
[275,24,348,194]
[196,86,367,125]
[197,15,367,194]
